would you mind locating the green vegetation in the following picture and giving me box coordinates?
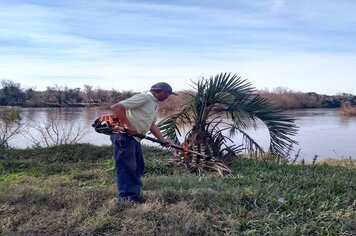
[1,144,355,235]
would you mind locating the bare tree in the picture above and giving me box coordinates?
[95,88,110,103]
[0,110,23,148]
[54,84,63,105]
[0,80,25,105]
[63,86,82,104]
[83,85,95,103]
[43,86,57,104]
[25,115,89,147]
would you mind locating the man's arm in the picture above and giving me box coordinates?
[150,123,171,146]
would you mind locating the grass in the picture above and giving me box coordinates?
[1,144,355,235]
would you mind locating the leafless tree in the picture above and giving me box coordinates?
[25,115,89,147]
[0,110,23,148]
[83,84,95,103]
[95,88,110,103]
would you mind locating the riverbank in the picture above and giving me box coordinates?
[1,144,355,235]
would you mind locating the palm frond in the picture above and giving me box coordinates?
[238,94,299,157]
[159,72,299,175]
[158,106,192,144]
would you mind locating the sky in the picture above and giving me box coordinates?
[1,0,356,95]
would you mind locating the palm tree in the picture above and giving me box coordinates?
[158,73,298,175]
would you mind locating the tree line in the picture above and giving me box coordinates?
[0,80,137,107]
[1,79,356,109]
[258,87,356,109]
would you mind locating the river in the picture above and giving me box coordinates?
[1,107,355,162]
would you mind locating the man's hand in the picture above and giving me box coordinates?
[158,138,172,147]
[149,123,172,147]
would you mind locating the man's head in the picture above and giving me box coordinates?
[150,82,177,101]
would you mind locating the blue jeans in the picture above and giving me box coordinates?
[111,133,144,201]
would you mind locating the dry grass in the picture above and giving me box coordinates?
[337,102,356,116]
[317,157,356,167]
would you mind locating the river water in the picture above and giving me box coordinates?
[1,107,355,162]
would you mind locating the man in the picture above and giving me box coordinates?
[110,82,177,203]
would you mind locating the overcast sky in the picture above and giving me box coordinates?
[1,0,356,95]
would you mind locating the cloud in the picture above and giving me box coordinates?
[0,0,356,95]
